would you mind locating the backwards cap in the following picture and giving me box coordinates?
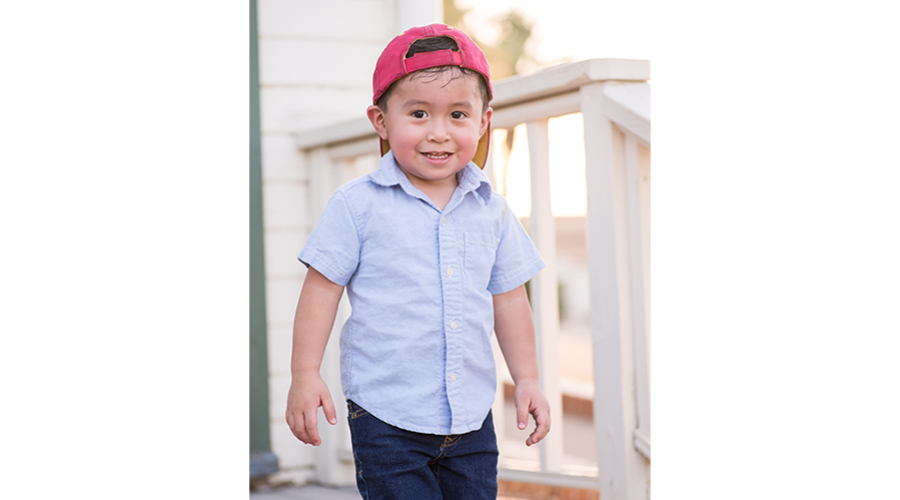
[372,24,493,169]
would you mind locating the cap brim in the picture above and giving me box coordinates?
[471,122,491,170]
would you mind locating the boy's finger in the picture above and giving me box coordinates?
[321,393,338,425]
[289,411,306,443]
[526,408,551,446]
[286,409,306,443]
[516,399,529,430]
[304,410,321,446]
[285,409,294,433]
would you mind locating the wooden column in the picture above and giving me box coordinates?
[249,0,278,477]
[580,82,649,500]
[526,119,564,472]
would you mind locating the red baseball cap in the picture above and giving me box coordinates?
[372,24,493,169]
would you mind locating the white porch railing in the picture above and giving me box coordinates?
[294,58,650,500]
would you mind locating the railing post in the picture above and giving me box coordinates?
[580,82,649,500]
[526,119,564,473]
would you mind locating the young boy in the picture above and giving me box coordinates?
[286,24,550,499]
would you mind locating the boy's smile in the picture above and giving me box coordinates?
[367,72,492,196]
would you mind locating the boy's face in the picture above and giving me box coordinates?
[367,71,492,190]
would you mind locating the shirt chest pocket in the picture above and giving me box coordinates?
[464,231,499,290]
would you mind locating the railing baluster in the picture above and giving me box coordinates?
[483,134,497,191]
[307,147,331,224]
[625,133,651,459]
[526,119,564,473]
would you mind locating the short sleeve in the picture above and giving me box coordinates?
[487,201,545,295]
[298,191,360,286]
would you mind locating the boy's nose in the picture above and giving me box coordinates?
[428,121,450,142]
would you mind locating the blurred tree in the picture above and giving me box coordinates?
[442,0,537,81]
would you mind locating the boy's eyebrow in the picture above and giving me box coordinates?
[402,99,475,108]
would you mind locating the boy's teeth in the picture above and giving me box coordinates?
[425,153,449,159]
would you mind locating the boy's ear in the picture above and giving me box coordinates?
[367,105,389,140]
[479,107,493,137]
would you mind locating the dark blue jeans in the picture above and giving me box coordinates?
[346,400,499,500]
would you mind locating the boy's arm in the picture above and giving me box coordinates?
[493,284,551,447]
[285,266,344,446]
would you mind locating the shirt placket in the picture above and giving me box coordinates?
[438,203,467,433]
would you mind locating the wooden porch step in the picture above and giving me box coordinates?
[498,479,599,500]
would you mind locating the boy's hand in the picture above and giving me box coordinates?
[285,372,337,446]
[513,378,551,446]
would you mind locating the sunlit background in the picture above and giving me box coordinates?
[449,0,650,71]
[441,0,649,217]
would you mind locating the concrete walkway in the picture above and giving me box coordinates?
[250,484,362,500]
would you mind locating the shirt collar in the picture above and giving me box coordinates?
[367,151,405,187]
[456,161,494,205]
[368,151,493,205]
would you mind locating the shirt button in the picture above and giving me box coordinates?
[447,266,454,276]
[441,216,447,224]
[450,372,457,382]
[450,321,458,329]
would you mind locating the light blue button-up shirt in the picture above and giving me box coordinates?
[298,151,544,435]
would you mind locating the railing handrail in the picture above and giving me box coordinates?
[490,58,648,107]
[293,58,650,151]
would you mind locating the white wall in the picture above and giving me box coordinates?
[256,0,442,483]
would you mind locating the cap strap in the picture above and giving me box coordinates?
[404,49,463,73]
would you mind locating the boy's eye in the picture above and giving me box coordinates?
[451,111,466,119]
[411,111,426,118]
